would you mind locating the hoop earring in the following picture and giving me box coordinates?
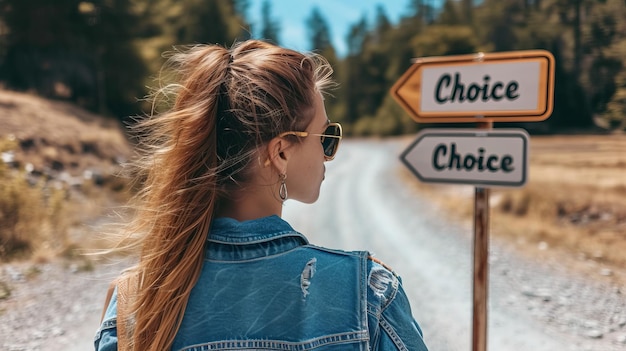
[279,173,288,201]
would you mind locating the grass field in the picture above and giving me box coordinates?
[401,133,626,284]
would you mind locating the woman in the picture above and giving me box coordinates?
[95,40,428,351]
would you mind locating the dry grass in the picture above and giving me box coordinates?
[0,90,133,262]
[400,133,626,282]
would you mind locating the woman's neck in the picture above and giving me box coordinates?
[216,188,282,221]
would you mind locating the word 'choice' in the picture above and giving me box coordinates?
[432,143,515,173]
[434,73,520,104]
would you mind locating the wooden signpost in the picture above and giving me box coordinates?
[391,50,555,351]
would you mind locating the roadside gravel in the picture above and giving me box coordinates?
[0,256,130,351]
[486,237,626,351]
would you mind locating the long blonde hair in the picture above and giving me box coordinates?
[119,40,334,350]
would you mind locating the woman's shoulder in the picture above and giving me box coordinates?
[301,245,397,275]
[303,244,369,258]
[300,246,402,312]
[365,255,402,312]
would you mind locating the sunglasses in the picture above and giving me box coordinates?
[278,122,343,161]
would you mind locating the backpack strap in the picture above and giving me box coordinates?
[117,276,132,351]
[100,276,133,351]
[100,280,116,323]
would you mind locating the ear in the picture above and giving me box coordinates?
[265,137,295,173]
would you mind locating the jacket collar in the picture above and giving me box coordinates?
[208,215,308,245]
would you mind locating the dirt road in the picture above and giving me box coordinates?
[283,138,626,351]
[1,138,625,350]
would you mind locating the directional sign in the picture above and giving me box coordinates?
[400,129,529,187]
[391,50,555,123]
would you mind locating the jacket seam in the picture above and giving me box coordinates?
[360,251,370,351]
[204,244,305,263]
[304,244,366,258]
[176,330,369,351]
[380,316,409,351]
[208,231,307,245]
[205,241,365,264]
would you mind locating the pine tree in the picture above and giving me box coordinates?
[259,0,281,44]
[0,0,148,117]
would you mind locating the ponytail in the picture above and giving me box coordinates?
[124,45,230,351]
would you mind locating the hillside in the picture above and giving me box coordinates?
[0,89,132,179]
[0,89,134,261]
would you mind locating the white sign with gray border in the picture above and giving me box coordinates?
[400,128,529,187]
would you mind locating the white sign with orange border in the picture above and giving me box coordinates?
[391,50,555,123]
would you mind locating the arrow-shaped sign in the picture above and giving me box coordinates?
[400,129,529,187]
[391,50,555,123]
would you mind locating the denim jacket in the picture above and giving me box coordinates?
[95,215,429,351]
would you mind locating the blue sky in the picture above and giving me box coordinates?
[246,0,414,57]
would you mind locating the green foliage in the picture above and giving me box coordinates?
[601,38,626,130]
[307,7,333,51]
[305,7,342,129]
[0,0,624,133]
[0,0,148,117]
[604,87,626,129]
[410,25,478,57]
[374,95,420,136]
[260,0,281,44]
[352,95,420,137]
[586,0,626,130]
[351,115,377,136]
[0,0,250,120]
[166,0,249,45]
[437,0,462,26]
